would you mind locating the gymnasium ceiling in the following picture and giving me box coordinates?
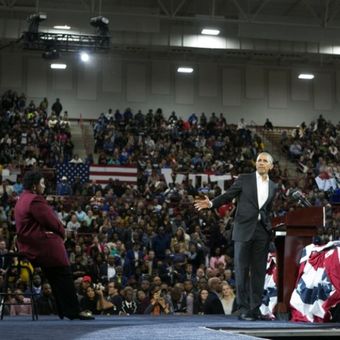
[2,0,340,65]
[0,0,339,27]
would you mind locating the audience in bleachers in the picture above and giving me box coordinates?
[275,116,340,198]
[0,89,339,317]
[0,90,73,169]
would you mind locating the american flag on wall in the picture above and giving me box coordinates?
[89,165,138,185]
[56,164,138,185]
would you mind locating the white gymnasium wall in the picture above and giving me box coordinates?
[0,51,339,126]
[27,58,48,98]
[0,53,23,90]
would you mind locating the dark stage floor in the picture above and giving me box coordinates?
[1,315,340,340]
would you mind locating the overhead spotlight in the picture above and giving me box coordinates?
[27,12,47,34]
[80,52,90,62]
[90,16,110,48]
[90,16,110,36]
[42,48,59,60]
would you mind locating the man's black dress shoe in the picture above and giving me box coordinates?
[231,309,241,316]
[238,313,256,321]
[78,314,95,320]
[67,312,95,320]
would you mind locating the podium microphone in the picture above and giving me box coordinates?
[291,190,312,208]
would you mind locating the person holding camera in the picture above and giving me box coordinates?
[79,283,108,315]
[144,285,172,315]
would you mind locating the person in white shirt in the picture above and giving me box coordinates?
[194,152,278,321]
[69,154,84,164]
[99,255,116,282]
[25,155,37,166]
[66,214,81,233]
[237,118,246,130]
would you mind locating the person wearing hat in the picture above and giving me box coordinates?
[56,176,72,196]
[78,275,92,298]
[14,170,94,320]
[82,275,92,283]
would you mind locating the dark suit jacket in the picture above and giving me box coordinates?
[203,291,224,314]
[14,190,69,267]
[0,252,10,270]
[212,172,277,242]
[124,250,144,276]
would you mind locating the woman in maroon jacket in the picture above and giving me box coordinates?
[14,171,94,320]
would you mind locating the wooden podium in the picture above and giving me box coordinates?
[273,207,324,315]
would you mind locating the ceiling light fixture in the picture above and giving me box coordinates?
[201,28,220,36]
[298,73,314,80]
[177,67,194,73]
[53,25,71,30]
[50,63,67,69]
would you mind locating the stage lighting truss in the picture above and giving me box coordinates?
[42,48,60,60]
[22,31,111,52]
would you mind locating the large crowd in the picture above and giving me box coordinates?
[0,90,339,317]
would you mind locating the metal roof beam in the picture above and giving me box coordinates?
[1,0,18,7]
[326,0,340,25]
[158,0,170,16]
[323,0,330,27]
[301,0,321,25]
[251,0,272,21]
[230,0,248,20]
[283,0,302,16]
[172,0,187,17]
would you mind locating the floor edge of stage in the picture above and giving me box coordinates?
[1,315,340,340]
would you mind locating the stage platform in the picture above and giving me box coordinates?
[1,315,340,340]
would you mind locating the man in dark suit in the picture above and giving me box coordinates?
[195,152,278,321]
[203,277,224,314]
[124,243,144,278]
[99,255,117,283]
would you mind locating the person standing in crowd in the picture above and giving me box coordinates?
[14,171,94,320]
[263,118,274,131]
[51,98,62,117]
[195,152,278,321]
